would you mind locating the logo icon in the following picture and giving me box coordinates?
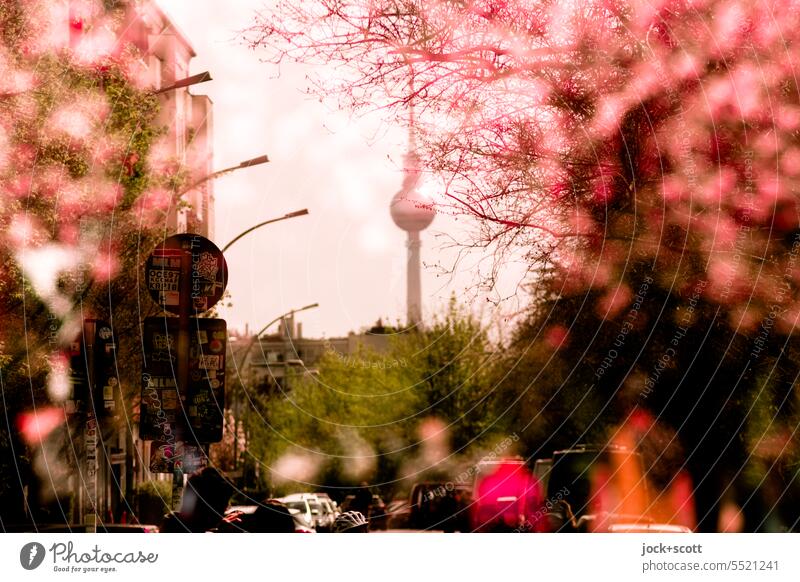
[20,542,46,570]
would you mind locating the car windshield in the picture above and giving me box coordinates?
[285,501,307,512]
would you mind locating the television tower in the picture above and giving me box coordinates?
[390,108,435,327]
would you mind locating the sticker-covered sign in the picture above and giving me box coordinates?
[145,248,182,310]
[145,234,228,316]
[187,318,226,443]
[140,317,226,443]
[140,317,181,442]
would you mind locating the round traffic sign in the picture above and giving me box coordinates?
[145,233,228,315]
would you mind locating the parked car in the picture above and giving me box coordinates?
[608,522,692,533]
[533,458,552,493]
[552,501,692,533]
[471,457,545,532]
[223,500,314,533]
[312,492,339,532]
[408,482,471,531]
[287,508,315,533]
[339,493,389,530]
[540,443,648,532]
[279,493,338,531]
[277,495,316,530]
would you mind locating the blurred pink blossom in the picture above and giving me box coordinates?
[16,408,66,445]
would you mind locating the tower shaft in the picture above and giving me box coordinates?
[406,230,422,326]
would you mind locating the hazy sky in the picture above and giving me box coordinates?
[157,0,523,338]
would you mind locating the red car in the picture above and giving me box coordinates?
[470,459,545,532]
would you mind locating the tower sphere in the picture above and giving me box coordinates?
[390,186,436,232]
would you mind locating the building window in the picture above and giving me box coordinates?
[152,57,163,90]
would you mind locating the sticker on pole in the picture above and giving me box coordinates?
[149,441,207,474]
[145,233,228,315]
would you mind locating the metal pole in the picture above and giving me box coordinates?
[231,390,239,472]
[171,241,193,510]
[124,424,134,521]
[83,321,99,531]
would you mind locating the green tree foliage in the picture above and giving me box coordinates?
[249,346,419,494]
[239,302,500,496]
[397,297,498,452]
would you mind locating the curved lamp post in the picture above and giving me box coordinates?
[155,71,212,94]
[235,302,320,368]
[221,209,309,253]
[181,155,270,195]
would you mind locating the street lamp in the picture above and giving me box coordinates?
[148,70,269,235]
[173,154,270,237]
[221,209,309,253]
[154,71,212,94]
[2,70,213,101]
[181,155,270,194]
[235,302,320,368]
